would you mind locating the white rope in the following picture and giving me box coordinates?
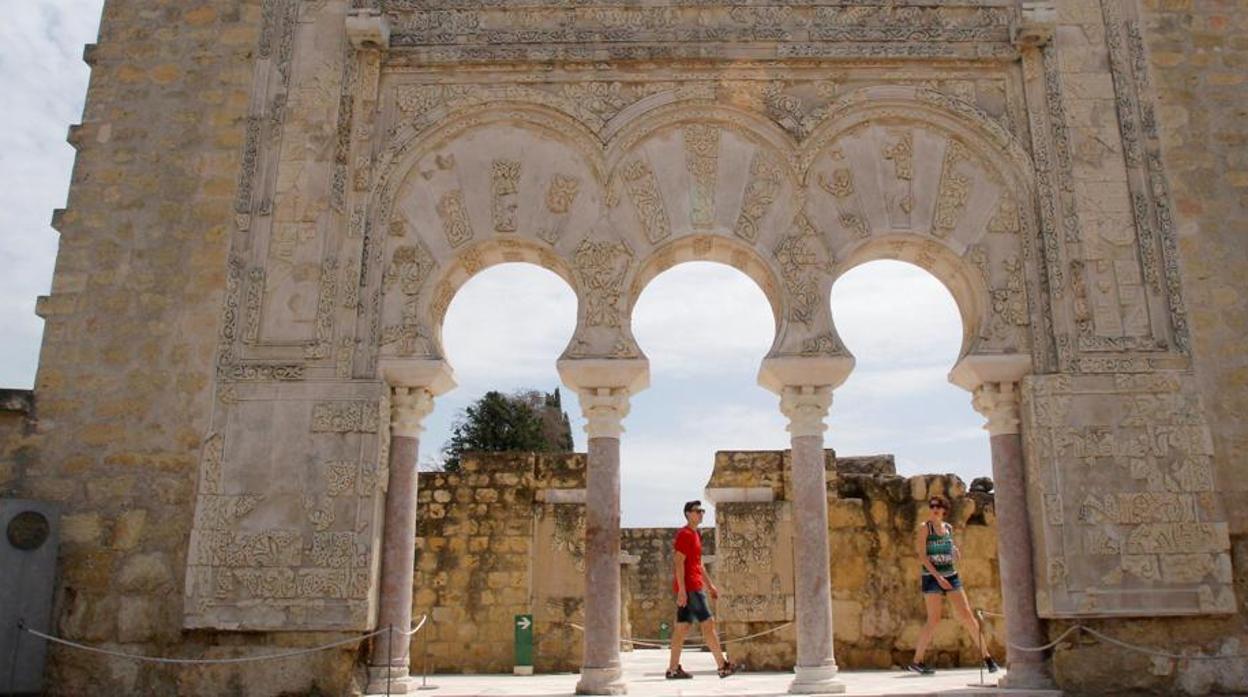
[18,615,428,666]
[974,609,1248,660]
[568,621,793,648]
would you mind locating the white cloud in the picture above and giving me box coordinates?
[0,1,104,388]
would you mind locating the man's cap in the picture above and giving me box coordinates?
[683,500,704,513]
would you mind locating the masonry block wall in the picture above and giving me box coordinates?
[620,526,716,647]
[707,450,1006,671]
[412,452,588,674]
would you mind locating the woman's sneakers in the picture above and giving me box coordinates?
[906,661,936,675]
[984,656,1000,673]
[664,665,693,680]
[717,660,739,679]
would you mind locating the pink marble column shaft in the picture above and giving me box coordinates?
[371,434,420,674]
[576,436,626,695]
[989,430,1056,689]
[791,434,837,672]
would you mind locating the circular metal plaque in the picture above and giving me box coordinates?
[7,511,50,551]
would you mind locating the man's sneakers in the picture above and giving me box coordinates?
[906,661,936,675]
[717,660,739,679]
[984,655,1000,673]
[664,665,693,680]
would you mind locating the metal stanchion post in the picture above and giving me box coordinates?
[969,609,989,689]
[8,619,23,693]
[387,624,393,697]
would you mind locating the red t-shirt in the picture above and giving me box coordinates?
[672,526,704,593]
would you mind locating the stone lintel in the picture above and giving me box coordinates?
[537,488,587,504]
[704,486,775,504]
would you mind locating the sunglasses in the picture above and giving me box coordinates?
[928,502,948,510]
[690,509,706,514]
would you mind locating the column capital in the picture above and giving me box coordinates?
[577,387,631,439]
[972,381,1022,436]
[345,8,391,50]
[780,385,834,439]
[390,386,435,438]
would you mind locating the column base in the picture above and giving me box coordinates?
[575,665,627,695]
[788,664,846,694]
[998,663,1060,691]
[365,665,417,695]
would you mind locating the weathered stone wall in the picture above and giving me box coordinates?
[620,526,715,647]
[707,450,1006,672]
[7,2,371,695]
[1029,2,1248,695]
[0,390,33,495]
[413,452,588,674]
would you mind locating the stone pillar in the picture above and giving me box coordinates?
[576,387,630,695]
[780,386,845,696]
[559,358,648,696]
[368,360,454,696]
[972,382,1057,690]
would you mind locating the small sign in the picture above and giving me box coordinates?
[659,621,671,642]
[514,614,534,674]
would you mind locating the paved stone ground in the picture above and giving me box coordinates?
[391,649,1016,696]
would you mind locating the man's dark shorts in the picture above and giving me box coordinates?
[921,573,963,595]
[676,589,712,623]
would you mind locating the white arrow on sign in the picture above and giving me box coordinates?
[516,616,532,630]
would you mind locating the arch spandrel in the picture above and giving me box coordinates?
[799,86,1038,361]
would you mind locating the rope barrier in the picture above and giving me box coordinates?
[568,621,793,649]
[16,615,427,666]
[973,609,1248,661]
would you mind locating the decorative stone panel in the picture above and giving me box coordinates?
[1022,372,1234,618]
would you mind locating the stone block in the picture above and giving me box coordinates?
[117,552,173,593]
[110,509,147,550]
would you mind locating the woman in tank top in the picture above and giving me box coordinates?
[906,495,999,675]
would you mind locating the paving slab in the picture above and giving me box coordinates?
[384,649,1027,697]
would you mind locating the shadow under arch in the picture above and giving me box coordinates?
[626,235,786,355]
[836,234,991,361]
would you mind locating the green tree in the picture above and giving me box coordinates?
[441,388,574,471]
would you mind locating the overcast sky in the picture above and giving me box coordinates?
[0,1,992,527]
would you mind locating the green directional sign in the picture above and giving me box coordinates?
[659,621,671,642]
[514,614,534,673]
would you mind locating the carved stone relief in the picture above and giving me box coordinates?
[1022,373,1234,618]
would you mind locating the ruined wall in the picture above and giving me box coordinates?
[620,526,715,647]
[6,2,371,695]
[707,450,1005,671]
[413,452,587,674]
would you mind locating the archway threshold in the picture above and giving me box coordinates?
[370,649,1063,696]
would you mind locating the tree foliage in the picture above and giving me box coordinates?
[441,388,574,471]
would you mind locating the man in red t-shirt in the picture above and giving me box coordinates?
[666,500,737,680]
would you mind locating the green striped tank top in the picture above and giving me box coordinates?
[922,521,956,578]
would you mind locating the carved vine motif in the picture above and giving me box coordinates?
[572,239,633,328]
[546,173,580,215]
[621,160,671,244]
[311,401,380,433]
[988,194,1021,234]
[933,140,971,238]
[818,168,855,199]
[305,258,339,360]
[383,243,435,296]
[436,189,474,248]
[491,159,521,233]
[773,214,832,327]
[733,151,784,244]
[683,124,721,229]
[882,129,915,228]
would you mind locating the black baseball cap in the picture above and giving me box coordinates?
[683,500,704,513]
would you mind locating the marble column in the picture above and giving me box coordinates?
[367,386,436,695]
[972,382,1057,690]
[574,387,631,695]
[781,386,845,695]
